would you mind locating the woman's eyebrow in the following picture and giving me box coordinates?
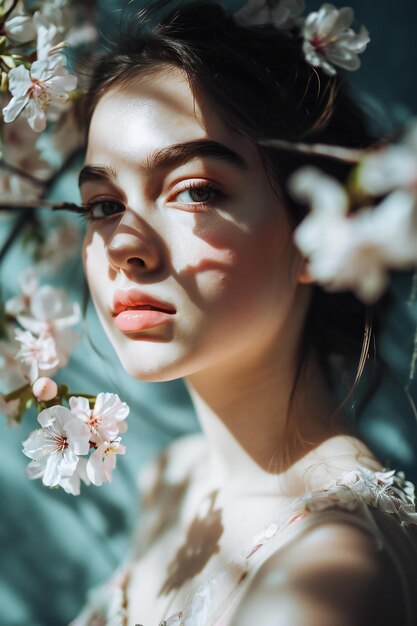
[78,165,116,188]
[78,140,248,188]
[141,140,248,174]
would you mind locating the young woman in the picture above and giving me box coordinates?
[71,2,417,624]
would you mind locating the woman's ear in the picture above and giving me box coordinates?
[297,258,314,285]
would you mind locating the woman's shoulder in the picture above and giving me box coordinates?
[231,450,417,626]
[231,514,405,626]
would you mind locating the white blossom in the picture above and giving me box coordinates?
[14,328,59,382]
[39,0,67,32]
[6,280,80,377]
[69,393,129,445]
[58,457,90,496]
[5,267,40,317]
[301,3,370,76]
[289,164,349,216]
[86,438,126,486]
[33,11,63,61]
[16,284,81,335]
[290,166,417,302]
[0,334,26,392]
[358,122,417,195]
[234,0,305,28]
[26,450,90,495]
[66,23,97,48]
[2,56,77,132]
[15,285,81,368]
[22,404,90,488]
[4,11,35,45]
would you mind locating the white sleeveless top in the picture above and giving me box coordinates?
[70,436,417,626]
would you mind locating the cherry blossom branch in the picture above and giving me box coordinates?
[0,159,47,185]
[258,138,366,163]
[2,383,30,402]
[3,384,96,405]
[0,201,85,212]
[0,211,30,264]
[2,0,19,23]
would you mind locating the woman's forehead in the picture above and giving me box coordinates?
[86,67,257,168]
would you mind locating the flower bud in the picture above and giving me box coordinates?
[32,377,58,402]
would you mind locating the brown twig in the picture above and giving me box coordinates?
[258,138,366,163]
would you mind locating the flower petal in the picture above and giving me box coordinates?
[65,418,91,456]
[2,94,29,124]
[24,98,47,132]
[42,450,62,486]
[22,429,48,460]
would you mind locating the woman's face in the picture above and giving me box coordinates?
[82,67,308,381]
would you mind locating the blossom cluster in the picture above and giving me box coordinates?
[22,392,129,495]
[0,265,81,422]
[0,255,130,494]
[289,122,417,302]
[234,1,370,76]
[0,0,93,206]
[0,0,95,132]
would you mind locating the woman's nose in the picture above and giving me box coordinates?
[106,214,165,276]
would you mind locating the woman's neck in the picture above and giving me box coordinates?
[185,339,341,495]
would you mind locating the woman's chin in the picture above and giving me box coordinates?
[125,365,183,383]
[115,345,187,383]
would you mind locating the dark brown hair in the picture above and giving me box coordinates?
[83,0,375,409]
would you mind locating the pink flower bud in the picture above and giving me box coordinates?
[32,377,58,402]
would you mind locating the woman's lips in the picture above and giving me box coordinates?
[112,290,176,332]
[114,306,175,332]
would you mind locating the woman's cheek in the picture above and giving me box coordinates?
[83,231,110,301]
[173,235,239,297]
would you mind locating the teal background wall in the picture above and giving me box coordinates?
[0,1,416,625]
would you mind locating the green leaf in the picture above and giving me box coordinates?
[0,69,8,91]
[1,54,16,69]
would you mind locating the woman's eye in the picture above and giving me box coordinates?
[83,200,124,220]
[174,183,225,207]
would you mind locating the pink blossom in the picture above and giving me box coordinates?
[14,328,59,382]
[15,285,81,367]
[69,393,129,445]
[86,438,126,486]
[0,333,26,392]
[5,267,40,317]
[32,376,58,401]
[16,284,81,334]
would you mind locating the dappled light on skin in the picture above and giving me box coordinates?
[159,490,224,596]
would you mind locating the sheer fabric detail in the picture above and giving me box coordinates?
[70,465,417,626]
